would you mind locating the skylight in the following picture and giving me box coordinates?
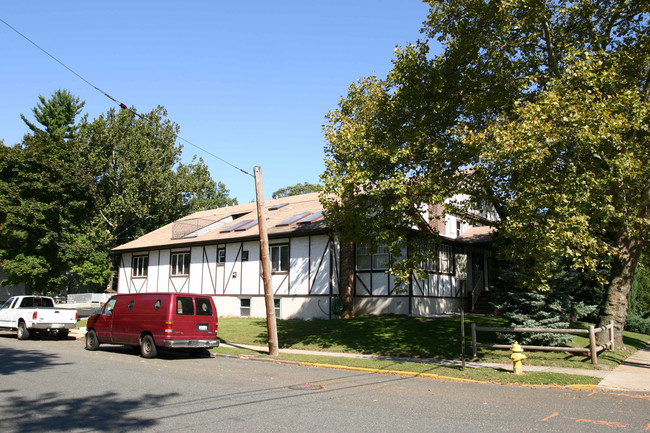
[277,212,311,226]
[234,220,258,231]
[220,219,254,233]
[297,211,324,224]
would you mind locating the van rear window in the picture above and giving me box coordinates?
[196,298,213,316]
[176,297,194,315]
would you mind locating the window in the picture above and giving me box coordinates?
[103,298,117,315]
[356,243,392,270]
[132,255,148,277]
[20,297,54,308]
[274,298,281,318]
[242,250,249,261]
[270,244,289,272]
[176,297,194,315]
[196,298,213,316]
[217,248,226,265]
[440,245,452,274]
[171,252,191,276]
[417,241,438,271]
[240,298,251,317]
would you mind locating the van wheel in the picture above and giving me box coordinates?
[85,330,100,350]
[141,335,158,358]
[17,322,30,340]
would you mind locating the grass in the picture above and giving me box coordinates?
[213,315,649,385]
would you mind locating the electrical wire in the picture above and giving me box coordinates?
[0,17,253,178]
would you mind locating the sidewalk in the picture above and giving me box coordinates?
[595,344,650,392]
[220,342,650,392]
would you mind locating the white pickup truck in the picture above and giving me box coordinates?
[0,295,78,340]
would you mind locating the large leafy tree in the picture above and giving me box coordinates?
[0,133,95,294]
[321,0,648,344]
[78,106,235,249]
[2,92,237,293]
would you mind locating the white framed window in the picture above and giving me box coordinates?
[132,255,148,277]
[417,241,438,271]
[171,252,191,276]
[356,244,372,269]
[240,298,251,317]
[270,244,289,273]
[356,243,392,270]
[274,298,281,318]
[217,248,226,265]
[440,245,452,274]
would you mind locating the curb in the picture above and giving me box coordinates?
[212,351,598,390]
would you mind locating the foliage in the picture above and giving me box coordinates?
[630,260,650,317]
[0,133,95,293]
[320,0,649,341]
[625,314,650,335]
[78,106,234,248]
[492,288,597,346]
[1,93,237,293]
[20,89,85,141]
[471,53,650,290]
[626,260,650,334]
[272,182,321,199]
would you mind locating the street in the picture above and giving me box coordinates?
[0,332,648,432]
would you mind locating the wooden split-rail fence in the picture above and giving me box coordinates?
[470,322,615,365]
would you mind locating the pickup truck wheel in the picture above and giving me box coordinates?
[140,335,158,358]
[85,330,100,351]
[17,322,30,340]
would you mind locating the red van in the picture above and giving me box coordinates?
[85,293,219,358]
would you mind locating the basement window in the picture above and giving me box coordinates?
[240,298,251,317]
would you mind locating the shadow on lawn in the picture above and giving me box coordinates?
[255,314,507,359]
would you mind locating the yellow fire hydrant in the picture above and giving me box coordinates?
[510,342,526,375]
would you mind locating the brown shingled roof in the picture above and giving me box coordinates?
[455,225,495,245]
[112,192,329,253]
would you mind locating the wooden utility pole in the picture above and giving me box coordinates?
[254,166,279,356]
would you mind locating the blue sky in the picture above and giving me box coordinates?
[1,1,433,203]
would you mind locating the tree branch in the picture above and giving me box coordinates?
[541,18,561,77]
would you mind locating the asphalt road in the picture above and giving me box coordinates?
[0,332,648,432]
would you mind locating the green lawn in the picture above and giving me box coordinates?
[215,314,649,374]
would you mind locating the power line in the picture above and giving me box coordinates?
[0,17,253,178]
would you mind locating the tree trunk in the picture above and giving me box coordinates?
[25,278,34,296]
[597,231,643,347]
[339,241,355,318]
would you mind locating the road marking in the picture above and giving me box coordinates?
[569,417,629,428]
[589,390,650,401]
[542,413,559,422]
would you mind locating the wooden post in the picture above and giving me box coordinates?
[461,309,465,369]
[254,166,278,356]
[589,324,597,365]
[471,322,477,358]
